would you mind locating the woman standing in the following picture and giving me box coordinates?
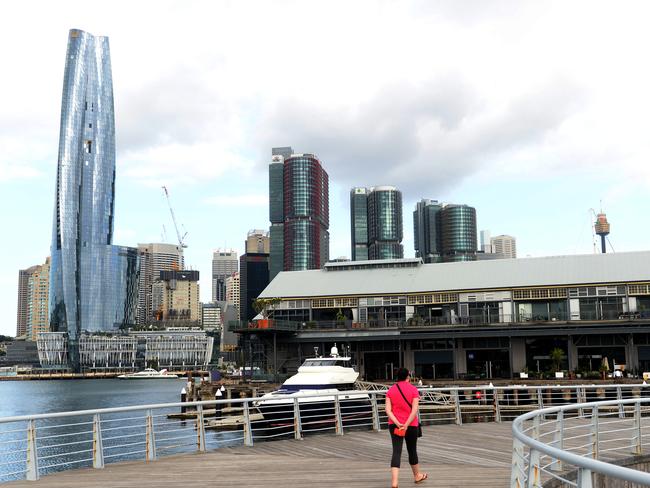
[385,368,427,487]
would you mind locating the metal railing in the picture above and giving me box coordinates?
[3,383,650,483]
[512,397,650,487]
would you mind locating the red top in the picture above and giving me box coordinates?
[386,381,420,427]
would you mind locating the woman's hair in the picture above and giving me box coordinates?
[396,368,410,381]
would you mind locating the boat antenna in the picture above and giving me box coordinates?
[314,346,319,358]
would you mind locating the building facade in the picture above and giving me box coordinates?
[413,199,442,263]
[268,148,329,279]
[152,270,200,324]
[211,249,238,302]
[491,235,517,259]
[137,243,184,324]
[201,302,222,332]
[16,268,33,337]
[225,272,240,319]
[25,258,51,341]
[245,229,270,254]
[240,252,270,322]
[350,188,369,261]
[48,29,139,370]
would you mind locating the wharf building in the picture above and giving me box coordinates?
[137,243,184,324]
[211,249,238,302]
[240,231,270,322]
[413,200,477,263]
[231,252,650,381]
[268,147,329,280]
[48,29,139,370]
[350,186,403,261]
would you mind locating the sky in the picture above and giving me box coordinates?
[1,0,650,337]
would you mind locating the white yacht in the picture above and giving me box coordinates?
[255,345,370,428]
[117,368,179,380]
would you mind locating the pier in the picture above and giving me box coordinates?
[5,422,513,487]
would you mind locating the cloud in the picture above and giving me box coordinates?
[203,194,267,207]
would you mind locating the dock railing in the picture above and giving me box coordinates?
[512,397,650,487]
[2,383,650,483]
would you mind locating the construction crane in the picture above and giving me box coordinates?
[162,186,188,248]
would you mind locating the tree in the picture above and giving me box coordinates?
[252,297,281,319]
[549,347,565,372]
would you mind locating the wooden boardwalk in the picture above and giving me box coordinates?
[7,423,514,487]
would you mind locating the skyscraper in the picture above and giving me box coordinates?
[413,199,442,263]
[225,272,240,319]
[268,148,329,278]
[16,258,51,340]
[491,235,517,259]
[49,29,139,369]
[245,229,270,254]
[350,188,369,261]
[16,268,31,337]
[137,243,184,324]
[212,249,238,302]
[352,186,403,260]
[152,270,200,323]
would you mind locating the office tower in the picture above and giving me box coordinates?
[245,229,270,254]
[16,269,31,337]
[17,258,51,340]
[137,243,184,324]
[211,249,238,302]
[240,250,270,323]
[268,148,329,278]
[201,303,222,331]
[225,272,240,319]
[413,199,442,263]
[350,188,369,261]
[49,29,139,369]
[440,204,477,262]
[491,235,517,259]
[480,230,492,253]
[152,270,200,323]
[367,186,403,260]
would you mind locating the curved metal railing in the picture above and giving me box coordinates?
[512,397,650,487]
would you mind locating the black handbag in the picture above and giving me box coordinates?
[396,383,423,437]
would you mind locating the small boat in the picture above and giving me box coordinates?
[117,368,179,380]
[255,345,371,430]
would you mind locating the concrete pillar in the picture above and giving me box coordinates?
[405,305,415,321]
[454,339,467,379]
[567,336,578,372]
[626,334,639,372]
[511,337,526,374]
[403,341,415,372]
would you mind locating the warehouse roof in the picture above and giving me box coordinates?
[259,251,650,299]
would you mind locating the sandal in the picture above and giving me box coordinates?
[415,473,428,484]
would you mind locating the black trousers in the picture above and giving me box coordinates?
[389,425,419,468]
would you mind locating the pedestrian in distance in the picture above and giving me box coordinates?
[385,367,427,487]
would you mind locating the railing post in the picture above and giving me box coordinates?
[632,400,642,455]
[591,405,599,459]
[526,448,541,488]
[454,389,462,425]
[145,409,156,462]
[537,387,544,410]
[550,410,564,472]
[293,397,303,440]
[576,468,594,488]
[617,386,624,419]
[196,404,206,452]
[371,393,381,431]
[510,437,525,488]
[494,388,502,423]
[92,413,105,469]
[577,387,586,417]
[334,394,344,436]
[243,400,254,446]
[26,419,39,481]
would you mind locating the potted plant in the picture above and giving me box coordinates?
[549,348,565,374]
[252,297,281,328]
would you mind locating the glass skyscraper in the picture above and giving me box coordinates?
[268,149,329,278]
[49,29,138,370]
[350,188,369,260]
[413,199,443,263]
[351,186,403,260]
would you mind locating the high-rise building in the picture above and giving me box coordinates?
[201,302,222,332]
[49,29,139,369]
[368,186,403,260]
[480,230,492,254]
[245,229,270,254]
[152,270,200,323]
[491,235,517,259]
[137,243,184,324]
[413,199,442,263]
[268,148,329,278]
[240,251,270,323]
[211,249,238,302]
[350,188,369,261]
[16,258,51,340]
[440,204,477,262]
[225,272,240,319]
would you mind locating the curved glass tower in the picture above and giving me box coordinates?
[440,204,477,262]
[49,29,138,369]
[367,186,403,260]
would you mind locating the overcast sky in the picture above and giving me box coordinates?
[2,0,650,337]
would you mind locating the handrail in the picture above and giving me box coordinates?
[512,397,650,487]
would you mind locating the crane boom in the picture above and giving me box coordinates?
[162,186,188,248]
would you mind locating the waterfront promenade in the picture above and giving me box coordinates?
[6,423,512,487]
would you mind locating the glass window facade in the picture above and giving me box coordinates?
[440,204,477,262]
[413,199,442,263]
[350,188,369,261]
[367,187,403,260]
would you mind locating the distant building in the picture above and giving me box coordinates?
[212,249,238,302]
[245,229,270,254]
[269,148,329,279]
[16,268,32,337]
[152,270,200,324]
[413,200,477,262]
[480,230,492,254]
[137,243,184,324]
[225,272,240,319]
[351,186,403,260]
[17,258,51,341]
[240,251,270,322]
[491,235,517,259]
[201,302,222,332]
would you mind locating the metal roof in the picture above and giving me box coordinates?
[259,251,650,299]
